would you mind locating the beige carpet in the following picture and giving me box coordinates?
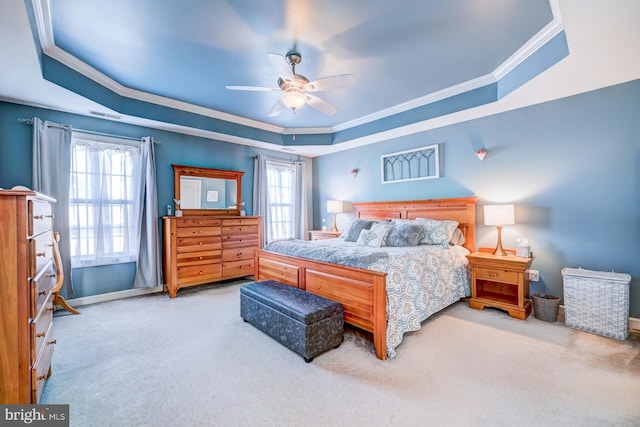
[42,280,640,427]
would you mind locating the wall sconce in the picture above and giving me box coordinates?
[484,204,515,256]
[351,168,359,177]
[326,200,346,232]
[475,148,487,161]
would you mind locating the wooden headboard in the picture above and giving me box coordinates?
[353,197,477,252]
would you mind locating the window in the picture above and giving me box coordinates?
[69,134,142,267]
[266,161,296,241]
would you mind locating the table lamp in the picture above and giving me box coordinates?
[326,200,345,232]
[484,204,515,256]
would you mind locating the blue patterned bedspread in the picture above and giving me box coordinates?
[263,238,471,358]
[263,238,389,269]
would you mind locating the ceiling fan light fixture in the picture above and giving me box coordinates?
[280,90,306,111]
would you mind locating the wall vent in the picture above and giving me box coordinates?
[89,110,121,120]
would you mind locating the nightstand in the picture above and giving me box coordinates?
[466,251,534,320]
[309,230,342,240]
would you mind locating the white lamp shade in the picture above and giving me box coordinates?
[326,200,345,214]
[484,204,515,226]
[281,91,306,110]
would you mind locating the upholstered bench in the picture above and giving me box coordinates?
[240,280,344,362]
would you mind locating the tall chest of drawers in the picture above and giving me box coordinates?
[0,190,57,403]
[163,216,261,297]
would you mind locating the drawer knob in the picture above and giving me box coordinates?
[199,242,203,245]
[199,256,203,260]
[36,331,46,338]
[489,272,498,277]
[36,252,46,257]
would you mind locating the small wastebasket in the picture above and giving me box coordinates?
[531,293,560,322]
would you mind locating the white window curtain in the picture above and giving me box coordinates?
[32,118,75,299]
[69,136,142,267]
[68,133,161,288]
[253,155,307,245]
[33,117,161,297]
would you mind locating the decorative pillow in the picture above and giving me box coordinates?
[385,223,424,247]
[369,222,394,246]
[414,218,459,245]
[355,225,391,248]
[342,218,375,242]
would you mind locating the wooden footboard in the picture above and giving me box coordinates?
[254,249,388,360]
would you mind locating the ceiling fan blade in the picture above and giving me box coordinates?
[305,94,337,116]
[225,85,279,92]
[268,53,294,82]
[304,74,356,92]
[268,100,285,117]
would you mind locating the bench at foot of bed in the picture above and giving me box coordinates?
[240,280,344,362]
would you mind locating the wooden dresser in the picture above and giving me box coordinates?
[0,190,57,403]
[163,216,261,297]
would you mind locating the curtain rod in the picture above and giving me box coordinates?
[252,154,304,163]
[18,118,160,143]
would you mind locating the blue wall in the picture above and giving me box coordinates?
[314,80,640,317]
[0,102,303,297]
[2,80,638,317]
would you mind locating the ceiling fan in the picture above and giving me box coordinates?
[226,51,356,117]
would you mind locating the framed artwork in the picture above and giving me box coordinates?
[206,190,219,202]
[380,144,440,184]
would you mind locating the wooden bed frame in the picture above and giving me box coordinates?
[254,197,477,360]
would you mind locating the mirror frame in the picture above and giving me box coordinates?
[173,165,244,216]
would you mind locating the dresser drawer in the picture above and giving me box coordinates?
[31,292,54,365]
[177,263,222,284]
[30,231,53,277]
[223,218,259,227]
[177,218,221,228]
[31,322,55,404]
[176,250,222,267]
[222,235,259,249]
[223,259,254,278]
[30,260,56,318]
[176,226,221,238]
[28,199,53,238]
[475,267,519,284]
[176,236,222,253]
[223,247,256,262]
[222,225,259,236]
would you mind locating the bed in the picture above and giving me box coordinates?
[254,197,477,360]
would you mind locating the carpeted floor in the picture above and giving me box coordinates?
[42,280,640,427]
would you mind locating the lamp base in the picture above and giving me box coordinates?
[492,226,508,256]
[332,213,338,232]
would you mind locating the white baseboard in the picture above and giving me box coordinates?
[65,286,164,308]
[558,305,640,332]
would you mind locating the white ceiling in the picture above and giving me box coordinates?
[0,0,638,157]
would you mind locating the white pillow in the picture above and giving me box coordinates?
[356,225,392,248]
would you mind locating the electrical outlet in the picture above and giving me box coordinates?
[527,269,539,282]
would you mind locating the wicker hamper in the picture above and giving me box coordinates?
[562,267,631,340]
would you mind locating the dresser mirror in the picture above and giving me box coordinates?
[173,165,244,216]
